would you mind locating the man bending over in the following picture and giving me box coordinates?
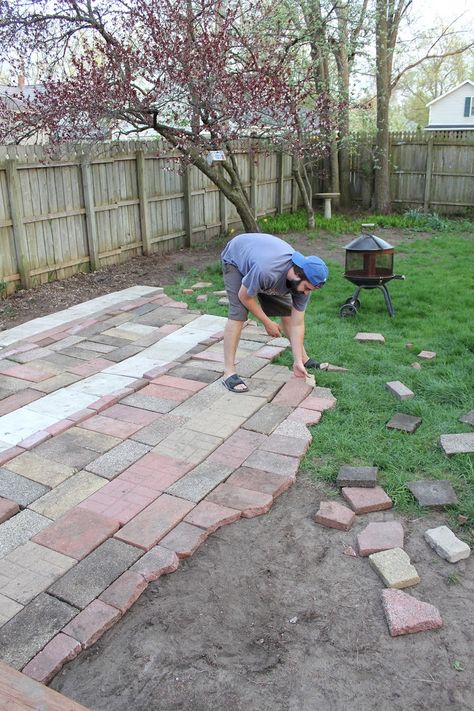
[221,232,328,393]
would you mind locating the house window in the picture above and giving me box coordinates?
[471,98,474,116]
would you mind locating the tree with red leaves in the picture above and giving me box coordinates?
[0,0,334,231]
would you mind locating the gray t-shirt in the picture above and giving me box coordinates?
[221,233,310,311]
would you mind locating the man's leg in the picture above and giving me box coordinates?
[280,315,309,364]
[223,319,247,391]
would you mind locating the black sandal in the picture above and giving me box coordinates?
[222,374,249,393]
[304,358,329,371]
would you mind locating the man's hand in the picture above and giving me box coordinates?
[293,360,307,379]
[264,320,281,338]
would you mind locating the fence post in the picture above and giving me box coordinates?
[5,159,32,289]
[291,156,299,212]
[136,150,152,255]
[80,157,100,272]
[423,138,434,213]
[276,151,284,214]
[182,165,192,247]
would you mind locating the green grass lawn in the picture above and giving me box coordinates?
[165,229,474,540]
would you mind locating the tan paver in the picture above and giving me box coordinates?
[29,471,108,520]
[5,451,76,488]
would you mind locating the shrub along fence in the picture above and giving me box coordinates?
[349,130,474,214]
[0,140,298,293]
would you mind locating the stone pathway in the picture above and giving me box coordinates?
[0,286,337,686]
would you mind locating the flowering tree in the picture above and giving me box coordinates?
[0,0,333,231]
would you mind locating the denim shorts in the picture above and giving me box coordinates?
[222,262,292,321]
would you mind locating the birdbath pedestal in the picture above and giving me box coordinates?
[315,192,340,219]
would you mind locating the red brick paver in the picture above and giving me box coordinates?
[130,545,180,582]
[32,508,120,560]
[100,404,161,426]
[160,522,209,558]
[119,452,193,492]
[272,379,313,407]
[151,374,207,393]
[299,394,336,412]
[77,479,159,525]
[207,428,266,468]
[79,414,143,439]
[314,501,355,531]
[342,486,393,514]
[0,497,20,523]
[62,600,122,648]
[0,389,42,416]
[226,466,295,499]
[184,500,241,532]
[114,494,195,550]
[21,633,81,683]
[287,408,322,425]
[140,383,191,402]
[17,430,52,450]
[0,364,51,382]
[357,521,404,556]
[0,446,25,467]
[206,484,273,518]
[382,589,443,636]
[99,571,148,613]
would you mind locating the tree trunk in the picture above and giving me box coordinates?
[292,166,315,229]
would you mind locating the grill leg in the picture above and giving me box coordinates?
[378,285,395,316]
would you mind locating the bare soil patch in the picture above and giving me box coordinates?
[51,474,473,711]
[0,227,427,331]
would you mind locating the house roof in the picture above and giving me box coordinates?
[426,80,474,107]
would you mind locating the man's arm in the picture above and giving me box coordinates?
[238,285,281,337]
[288,307,307,378]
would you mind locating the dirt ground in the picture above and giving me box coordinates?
[0,227,420,331]
[3,228,472,710]
[50,474,474,711]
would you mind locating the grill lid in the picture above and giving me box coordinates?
[344,234,393,251]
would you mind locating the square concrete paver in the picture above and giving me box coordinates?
[166,460,235,503]
[0,541,76,604]
[0,593,23,626]
[242,404,293,435]
[459,410,474,426]
[357,521,404,556]
[369,548,420,588]
[386,413,422,433]
[5,451,76,488]
[28,470,107,520]
[0,468,50,507]
[0,592,78,669]
[342,486,392,513]
[242,450,300,477]
[440,433,474,456]
[48,538,143,609]
[85,440,151,480]
[0,510,52,558]
[406,480,458,507]
[153,429,223,465]
[382,589,442,637]
[32,508,120,560]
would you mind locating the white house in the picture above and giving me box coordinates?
[425,80,474,131]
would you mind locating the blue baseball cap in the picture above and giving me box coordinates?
[291,252,328,287]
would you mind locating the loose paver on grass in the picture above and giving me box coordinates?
[439,433,474,456]
[369,548,420,588]
[386,413,422,433]
[354,332,385,343]
[459,410,474,426]
[336,466,378,488]
[406,480,458,507]
[424,526,471,563]
[385,381,414,400]
[417,350,436,360]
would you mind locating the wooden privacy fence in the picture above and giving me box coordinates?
[349,130,474,213]
[0,140,299,293]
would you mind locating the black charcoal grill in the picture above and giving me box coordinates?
[339,225,405,317]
